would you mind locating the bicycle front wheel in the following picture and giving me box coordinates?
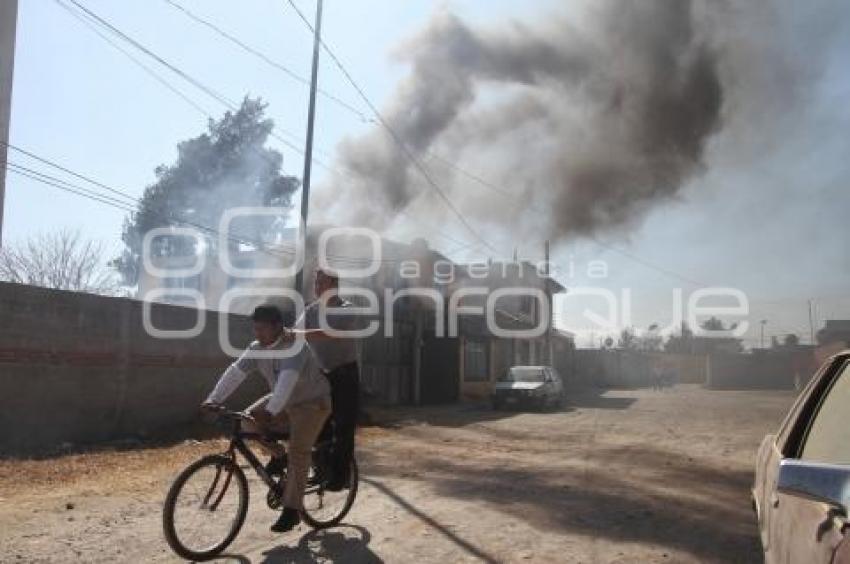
[162,454,249,561]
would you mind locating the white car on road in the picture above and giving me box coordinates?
[491,366,565,411]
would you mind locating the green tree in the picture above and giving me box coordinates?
[113,98,299,285]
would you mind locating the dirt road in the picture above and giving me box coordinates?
[0,385,795,563]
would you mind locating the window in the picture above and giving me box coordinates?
[800,361,850,464]
[464,340,489,382]
[500,366,545,383]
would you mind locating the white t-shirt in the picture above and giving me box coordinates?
[205,337,328,414]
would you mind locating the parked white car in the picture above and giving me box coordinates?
[752,351,850,563]
[492,366,564,411]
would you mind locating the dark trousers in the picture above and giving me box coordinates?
[319,361,359,482]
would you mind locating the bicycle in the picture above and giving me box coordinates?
[162,407,359,561]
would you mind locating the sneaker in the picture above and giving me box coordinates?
[264,455,286,477]
[270,507,300,533]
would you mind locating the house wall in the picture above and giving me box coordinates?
[359,319,416,405]
[0,282,263,453]
[458,337,556,401]
[459,336,495,400]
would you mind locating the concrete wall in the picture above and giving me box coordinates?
[706,352,796,390]
[573,350,655,388]
[648,353,708,384]
[0,282,265,454]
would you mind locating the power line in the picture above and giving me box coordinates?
[66,0,238,109]
[157,0,503,257]
[53,0,212,118]
[162,0,371,123]
[67,0,498,260]
[5,147,445,266]
[4,146,301,260]
[284,0,499,256]
[283,0,713,286]
[57,0,309,176]
[61,0,373,188]
[3,142,138,205]
[425,151,709,288]
[7,166,137,214]
[56,0,701,284]
[63,0,722,286]
[156,0,508,256]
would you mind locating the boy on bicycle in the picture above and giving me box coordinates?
[202,304,330,533]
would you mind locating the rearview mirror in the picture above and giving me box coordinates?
[778,459,850,511]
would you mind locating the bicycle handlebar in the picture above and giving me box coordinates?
[200,404,255,425]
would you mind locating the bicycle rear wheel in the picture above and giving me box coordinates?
[301,457,359,529]
[162,454,249,561]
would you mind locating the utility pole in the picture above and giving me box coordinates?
[293,0,323,295]
[0,0,19,247]
[544,240,552,365]
[808,299,816,345]
[760,319,767,349]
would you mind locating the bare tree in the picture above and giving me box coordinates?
[0,230,120,295]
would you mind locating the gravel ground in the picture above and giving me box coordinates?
[0,385,796,563]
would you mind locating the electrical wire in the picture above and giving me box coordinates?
[284,0,716,288]
[162,0,371,123]
[284,0,500,256]
[4,145,452,266]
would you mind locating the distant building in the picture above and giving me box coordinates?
[448,260,569,400]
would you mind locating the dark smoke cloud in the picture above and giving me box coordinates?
[315,0,826,244]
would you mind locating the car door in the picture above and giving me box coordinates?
[759,358,832,556]
[770,357,850,563]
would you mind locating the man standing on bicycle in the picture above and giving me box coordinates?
[293,268,363,493]
[202,304,330,533]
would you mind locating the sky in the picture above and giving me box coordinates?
[5,0,850,348]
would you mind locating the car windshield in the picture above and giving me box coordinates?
[501,368,546,382]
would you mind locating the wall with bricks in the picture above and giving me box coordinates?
[0,282,266,454]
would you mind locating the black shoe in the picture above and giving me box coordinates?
[265,455,286,477]
[270,507,300,533]
[324,476,348,492]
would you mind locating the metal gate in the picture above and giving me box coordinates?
[419,335,460,404]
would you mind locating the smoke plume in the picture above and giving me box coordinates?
[315,0,827,245]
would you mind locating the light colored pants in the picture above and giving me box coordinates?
[242,394,331,510]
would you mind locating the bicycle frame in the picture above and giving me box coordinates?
[204,410,336,510]
[226,418,280,491]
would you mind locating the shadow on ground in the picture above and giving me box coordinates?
[258,525,381,563]
[365,387,641,431]
[364,441,760,563]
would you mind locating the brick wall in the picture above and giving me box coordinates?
[0,282,266,454]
